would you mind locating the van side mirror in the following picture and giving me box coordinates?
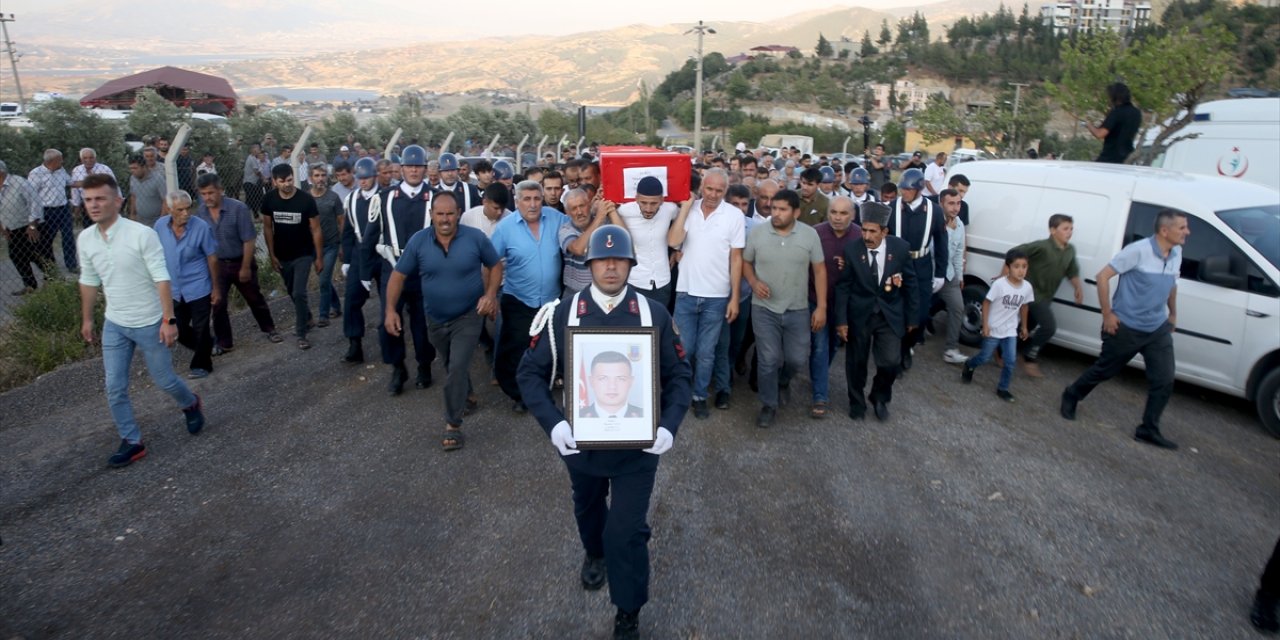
[1200,255,1245,289]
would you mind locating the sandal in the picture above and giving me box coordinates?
[267,331,284,343]
[442,428,464,451]
[810,401,829,419]
[297,338,311,350]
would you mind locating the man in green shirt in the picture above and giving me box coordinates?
[795,167,829,228]
[1009,214,1084,377]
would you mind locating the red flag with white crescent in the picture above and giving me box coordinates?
[578,358,589,409]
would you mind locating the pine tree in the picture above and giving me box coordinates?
[861,30,878,57]
[878,19,893,47]
[816,33,834,58]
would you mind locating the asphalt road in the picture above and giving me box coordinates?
[1,298,1277,639]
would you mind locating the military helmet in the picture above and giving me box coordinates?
[438,152,459,172]
[493,160,515,181]
[819,166,836,184]
[849,167,870,185]
[898,167,926,191]
[585,224,636,265]
[353,157,378,180]
[401,144,428,167]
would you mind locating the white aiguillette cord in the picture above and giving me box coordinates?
[529,296,567,390]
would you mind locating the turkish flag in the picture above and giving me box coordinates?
[578,358,589,409]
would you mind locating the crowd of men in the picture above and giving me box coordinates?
[5,127,1218,639]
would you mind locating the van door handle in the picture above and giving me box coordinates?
[1247,310,1269,318]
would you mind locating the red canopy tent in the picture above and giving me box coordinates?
[79,66,238,114]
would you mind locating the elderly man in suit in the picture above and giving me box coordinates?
[834,202,919,421]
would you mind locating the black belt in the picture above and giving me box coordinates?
[219,257,246,263]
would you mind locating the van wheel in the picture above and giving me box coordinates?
[959,282,988,348]
[1257,368,1280,439]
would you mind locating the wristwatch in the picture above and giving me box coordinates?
[166,317,177,326]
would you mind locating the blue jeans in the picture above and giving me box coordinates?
[713,294,751,394]
[318,245,339,317]
[673,292,728,401]
[965,336,1017,391]
[102,319,198,444]
[808,303,836,403]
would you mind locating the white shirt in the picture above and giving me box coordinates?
[70,162,118,206]
[28,164,70,207]
[924,162,947,195]
[399,181,426,199]
[589,283,627,314]
[617,201,678,289]
[867,241,887,284]
[460,204,508,238]
[77,216,171,328]
[676,199,746,297]
[984,276,1034,338]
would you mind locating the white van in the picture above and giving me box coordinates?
[1150,98,1280,192]
[758,134,814,156]
[959,160,1280,435]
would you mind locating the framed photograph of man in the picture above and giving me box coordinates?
[566,326,659,449]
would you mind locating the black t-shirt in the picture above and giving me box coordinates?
[262,189,319,262]
[1097,103,1142,164]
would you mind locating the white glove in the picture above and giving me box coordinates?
[931,277,945,294]
[341,264,350,278]
[550,420,580,456]
[643,427,674,455]
[361,280,372,292]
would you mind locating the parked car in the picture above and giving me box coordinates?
[961,160,1280,435]
[945,148,995,171]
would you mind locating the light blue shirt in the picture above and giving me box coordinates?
[1110,236,1181,332]
[78,216,172,328]
[491,206,568,307]
[154,215,217,303]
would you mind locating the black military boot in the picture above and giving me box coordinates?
[415,364,433,389]
[342,338,363,364]
[613,609,640,640]
[388,362,408,396]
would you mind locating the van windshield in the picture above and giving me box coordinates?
[1217,204,1280,270]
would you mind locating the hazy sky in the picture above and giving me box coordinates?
[7,0,949,42]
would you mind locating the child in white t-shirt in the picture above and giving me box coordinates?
[962,249,1034,401]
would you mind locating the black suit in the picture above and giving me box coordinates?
[834,236,918,415]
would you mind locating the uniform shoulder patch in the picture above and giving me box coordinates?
[628,298,639,315]
[577,297,588,317]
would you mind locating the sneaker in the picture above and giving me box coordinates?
[184,395,205,434]
[108,439,147,468]
[943,349,968,364]
[692,399,710,419]
[714,390,731,410]
[961,366,975,384]
[996,389,1015,402]
[187,368,210,380]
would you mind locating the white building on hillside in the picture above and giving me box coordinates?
[871,80,949,114]
[1041,0,1152,35]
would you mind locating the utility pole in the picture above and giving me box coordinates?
[1009,82,1029,155]
[685,20,715,154]
[640,78,651,141]
[0,14,25,112]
